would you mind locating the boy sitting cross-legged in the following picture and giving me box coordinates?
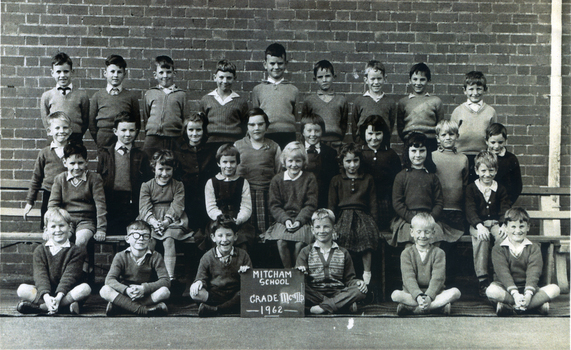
[391,212,461,316]
[17,208,91,315]
[99,220,171,316]
[190,215,252,317]
[296,208,367,315]
[486,207,560,316]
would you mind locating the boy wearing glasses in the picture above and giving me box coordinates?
[99,220,171,316]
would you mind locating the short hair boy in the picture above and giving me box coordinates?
[24,112,72,229]
[89,54,141,148]
[465,150,511,297]
[352,60,396,144]
[190,216,252,317]
[391,213,461,315]
[301,60,349,145]
[300,115,339,208]
[48,142,107,247]
[486,208,560,315]
[397,62,444,152]
[142,55,187,156]
[486,123,522,205]
[450,71,497,182]
[200,60,249,151]
[16,208,92,315]
[41,52,90,144]
[97,112,152,235]
[99,220,171,316]
[251,43,300,149]
[296,209,367,314]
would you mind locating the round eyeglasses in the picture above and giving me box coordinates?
[129,232,151,241]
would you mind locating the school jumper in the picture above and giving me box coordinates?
[496,150,523,205]
[41,86,90,140]
[397,93,444,143]
[305,142,339,209]
[200,91,249,144]
[351,93,396,144]
[400,245,446,301]
[301,93,348,142]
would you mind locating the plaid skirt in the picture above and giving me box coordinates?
[335,209,379,252]
[251,189,272,234]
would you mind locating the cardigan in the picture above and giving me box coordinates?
[296,243,359,292]
[105,249,171,295]
[234,136,281,191]
[351,94,396,144]
[305,142,339,208]
[26,146,67,205]
[41,87,90,135]
[48,171,107,231]
[269,171,318,226]
[432,149,469,211]
[328,172,379,222]
[142,86,186,137]
[397,94,444,142]
[491,242,542,293]
[200,92,249,143]
[33,242,85,303]
[465,181,511,228]
[251,80,299,134]
[193,247,252,293]
[88,88,141,146]
[400,245,446,300]
[450,102,497,155]
[392,168,443,222]
[301,93,348,142]
[360,145,402,202]
[496,151,523,204]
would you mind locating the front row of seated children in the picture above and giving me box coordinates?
[16,206,560,317]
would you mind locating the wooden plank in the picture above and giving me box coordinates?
[555,253,569,294]
[528,210,570,220]
[0,207,40,217]
[521,187,570,196]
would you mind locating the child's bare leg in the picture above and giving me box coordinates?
[485,282,514,305]
[151,286,171,303]
[162,237,176,279]
[191,289,209,303]
[277,240,292,268]
[528,284,560,310]
[292,242,306,265]
[60,283,91,307]
[428,288,461,310]
[99,285,120,303]
[391,290,418,307]
[362,250,372,284]
[75,228,93,248]
[17,284,37,302]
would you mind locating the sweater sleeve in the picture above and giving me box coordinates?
[88,93,99,142]
[80,91,90,135]
[497,185,511,219]
[294,173,318,225]
[269,175,291,224]
[142,252,171,295]
[236,179,252,225]
[524,244,543,293]
[388,100,396,133]
[26,151,47,205]
[295,245,310,269]
[351,102,361,143]
[33,246,53,299]
[130,93,142,130]
[368,176,379,224]
[328,175,340,216]
[47,174,64,209]
[55,245,85,296]
[139,181,154,221]
[400,248,424,300]
[396,99,406,141]
[392,171,414,223]
[141,91,151,131]
[193,252,212,288]
[509,156,523,204]
[491,245,517,292]
[90,173,107,232]
[251,86,260,108]
[40,91,50,129]
[105,252,129,294]
[430,174,443,220]
[424,248,446,300]
[165,180,185,222]
[465,184,482,227]
[204,178,222,221]
[342,248,359,287]
[340,98,349,136]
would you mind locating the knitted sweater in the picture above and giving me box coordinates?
[139,179,185,222]
[400,245,446,300]
[492,242,542,293]
[33,242,85,303]
[234,136,281,191]
[26,146,67,205]
[89,88,141,146]
[328,172,378,222]
[397,94,444,142]
[351,94,397,144]
[252,81,299,134]
[305,142,339,208]
[496,151,523,205]
[296,243,359,292]
[465,181,511,227]
[450,102,497,155]
[105,249,170,295]
[301,93,348,142]
[48,171,107,231]
[360,145,402,201]
[432,149,469,211]
[142,86,186,137]
[200,92,249,143]
[194,247,252,293]
[41,87,90,135]
[269,171,318,226]
[392,168,443,222]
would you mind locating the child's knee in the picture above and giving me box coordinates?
[17,284,36,301]
[450,287,461,300]
[99,285,118,301]
[541,284,561,299]
[70,283,91,300]
[75,229,93,246]
[163,237,176,251]
[485,283,505,300]
[153,286,171,301]
[390,290,403,302]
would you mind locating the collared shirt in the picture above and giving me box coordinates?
[66,171,87,187]
[501,237,533,258]
[467,100,484,112]
[45,239,71,256]
[159,84,177,95]
[115,140,132,155]
[437,146,457,153]
[475,179,498,202]
[50,141,65,158]
[364,90,384,102]
[305,141,321,154]
[312,241,339,261]
[106,84,123,95]
[214,173,240,182]
[284,170,303,181]
[126,247,153,266]
[317,90,335,96]
[57,83,73,95]
[208,89,240,106]
[408,92,430,99]
[215,246,236,265]
[266,76,284,85]
[407,166,429,173]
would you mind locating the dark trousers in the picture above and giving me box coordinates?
[106,191,137,235]
[305,284,365,313]
[40,190,51,230]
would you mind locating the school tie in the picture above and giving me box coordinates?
[57,87,71,96]
[118,146,129,156]
[307,145,317,154]
[110,88,120,96]
[219,255,232,266]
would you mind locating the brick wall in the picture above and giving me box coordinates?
[1,0,569,209]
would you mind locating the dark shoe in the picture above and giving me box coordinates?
[442,303,451,316]
[478,279,490,298]
[17,301,43,314]
[105,302,117,316]
[349,302,358,314]
[69,301,80,315]
[147,302,168,317]
[538,302,550,315]
[396,303,415,316]
[496,302,514,316]
[198,303,218,317]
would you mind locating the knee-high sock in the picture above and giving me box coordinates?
[112,293,147,315]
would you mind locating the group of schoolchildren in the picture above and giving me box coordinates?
[16,42,560,317]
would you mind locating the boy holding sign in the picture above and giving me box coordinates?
[296,209,367,314]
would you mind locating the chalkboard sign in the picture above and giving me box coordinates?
[241,268,305,318]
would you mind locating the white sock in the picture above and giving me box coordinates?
[363,271,372,285]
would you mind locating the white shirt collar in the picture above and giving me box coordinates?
[115,140,132,151]
[215,173,240,181]
[50,141,65,158]
[106,84,123,94]
[66,171,87,182]
[466,100,484,112]
[215,246,236,258]
[159,84,177,94]
[57,83,73,90]
[208,89,240,106]
[475,179,498,195]
[45,239,71,255]
[126,247,153,265]
[409,92,430,99]
[364,90,384,102]
[305,141,321,153]
[284,170,303,181]
[267,76,284,85]
[312,241,338,249]
[501,237,533,258]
